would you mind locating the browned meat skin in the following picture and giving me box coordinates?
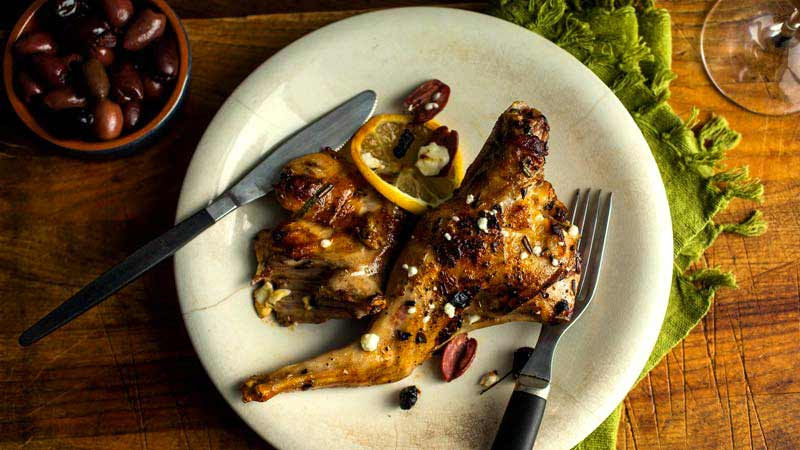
[242,102,580,402]
[252,150,409,325]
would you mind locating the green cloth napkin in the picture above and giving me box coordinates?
[490,0,767,448]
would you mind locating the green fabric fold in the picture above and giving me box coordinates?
[490,0,767,448]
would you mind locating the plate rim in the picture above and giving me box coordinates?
[175,6,673,449]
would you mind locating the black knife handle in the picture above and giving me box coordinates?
[18,208,215,347]
[491,387,548,450]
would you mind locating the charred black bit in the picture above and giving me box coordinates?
[300,368,309,375]
[492,203,503,214]
[294,182,334,219]
[399,385,420,410]
[404,300,416,307]
[456,315,464,329]
[449,290,473,309]
[396,330,412,341]
[513,347,535,375]
[544,199,556,210]
[576,254,582,274]
[392,129,415,158]
[301,381,314,391]
[520,187,528,199]
[541,290,549,299]
[522,235,534,254]
[554,299,570,315]
[272,230,286,243]
[415,332,427,344]
[491,241,500,252]
[553,206,568,223]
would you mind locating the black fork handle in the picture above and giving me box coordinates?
[491,385,547,450]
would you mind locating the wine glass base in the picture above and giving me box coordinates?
[701,0,800,115]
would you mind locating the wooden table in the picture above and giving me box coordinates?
[1,1,797,448]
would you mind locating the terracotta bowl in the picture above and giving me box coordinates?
[3,0,191,155]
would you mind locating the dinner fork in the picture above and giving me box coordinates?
[491,188,613,450]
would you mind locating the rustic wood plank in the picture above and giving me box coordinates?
[0,1,798,449]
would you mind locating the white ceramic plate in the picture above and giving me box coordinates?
[175,7,672,450]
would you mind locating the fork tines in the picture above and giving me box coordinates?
[569,189,613,313]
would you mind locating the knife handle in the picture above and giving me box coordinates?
[491,384,548,450]
[18,208,216,347]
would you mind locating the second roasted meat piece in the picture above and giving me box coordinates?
[252,150,409,325]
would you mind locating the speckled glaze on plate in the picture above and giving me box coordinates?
[175,8,672,450]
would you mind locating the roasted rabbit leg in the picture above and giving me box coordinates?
[242,102,580,402]
[252,150,409,325]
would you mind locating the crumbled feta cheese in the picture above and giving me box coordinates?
[452,216,460,222]
[477,217,489,232]
[444,303,456,318]
[501,229,510,237]
[444,232,452,241]
[320,239,332,248]
[468,314,481,324]
[535,213,544,221]
[432,286,438,292]
[361,152,385,171]
[360,333,380,352]
[415,142,451,176]
[407,104,414,112]
[479,370,499,388]
[422,315,431,324]
[424,102,439,111]
[551,257,560,266]
[407,265,418,277]
[520,251,529,260]
[466,194,475,205]
[402,263,409,270]
[532,245,543,256]
[407,306,417,314]
[568,224,580,237]
[428,302,436,310]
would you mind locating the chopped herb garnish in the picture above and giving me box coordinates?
[522,235,534,254]
[295,182,334,218]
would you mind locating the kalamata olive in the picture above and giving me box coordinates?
[14,32,58,56]
[122,101,141,130]
[398,386,420,410]
[73,108,95,129]
[440,333,478,382]
[82,58,109,99]
[31,54,69,88]
[153,36,178,79]
[141,73,165,100]
[96,32,117,48]
[93,98,123,140]
[43,87,88,110]
[100,0,134,28]
[88,46,115,66]
[71,15,110,47]
[123,9,167,51]
[16,71,45,103]
[63,53,84,68]
[52,0,79,19]
[110,62,143,102]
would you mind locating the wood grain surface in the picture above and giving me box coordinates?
[0,1,797,449]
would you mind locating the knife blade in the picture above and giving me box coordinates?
[19,90,377,347]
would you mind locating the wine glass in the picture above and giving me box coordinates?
[701,0,800,115]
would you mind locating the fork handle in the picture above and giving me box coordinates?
[491,386,548,450]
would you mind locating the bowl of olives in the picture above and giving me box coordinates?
[3,0,190,154]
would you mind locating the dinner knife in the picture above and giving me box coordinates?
[19,90,377,347]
